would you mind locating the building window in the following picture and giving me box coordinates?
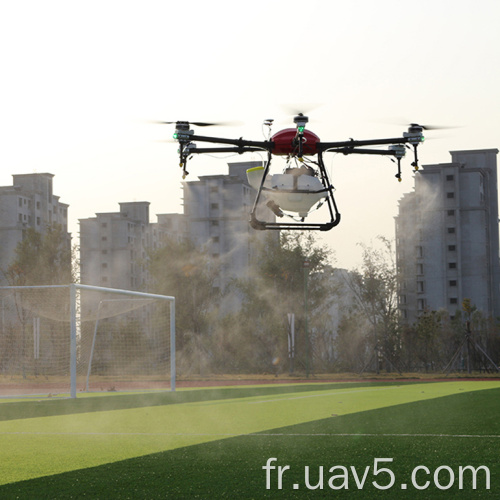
[447,210,455,216]
[448,245,456,252]
[446,175,454,181]
[447,227,455,234]
[210,220,219,226]
[416,246,423,258]
[18,198,22,207]
[417,263,423,275]
[446,192,455,199]
[450,298,458,305]
[449,280,457,287]
[417,299,426,311]
[211,203,219,210]
[449,262,457,269]
[417,281,425,293]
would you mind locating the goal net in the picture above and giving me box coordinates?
[0,284,175,398]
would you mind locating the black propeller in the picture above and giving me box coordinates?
[282,103,321,117]
[407,122,460,131]
[152,120,241,127]
[409,123,438,131]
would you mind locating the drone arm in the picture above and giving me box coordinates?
[176,134,272,177]
[318,135,424,172]
[187,134,272,151]
[183,146,271,155]
[324,148,398,157]
[317,136,413,151]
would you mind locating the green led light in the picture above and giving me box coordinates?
[298,126,305,133]
[173,132,178,139]
[421,136,425,142]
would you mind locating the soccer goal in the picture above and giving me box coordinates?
[0,284,175,398]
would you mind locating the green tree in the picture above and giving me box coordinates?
[5,224,74,286]
[412,309,447,371]
[233,232,336,374]
[1,224,74,378]
[334,309,370,372]
[343,237,400,373]
[147,237,220,375]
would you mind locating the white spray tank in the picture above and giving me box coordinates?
[247,166,327,218]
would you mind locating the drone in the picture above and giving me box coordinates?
[163,115,430,231]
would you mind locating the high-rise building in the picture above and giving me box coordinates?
[79,202,186,290]
[395,149,500,323]
[182,161,275,292]
[79,161,274,294]
[0,173,69,285]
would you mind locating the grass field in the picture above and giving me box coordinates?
[0,380,499,498]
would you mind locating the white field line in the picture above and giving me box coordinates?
[0,431,499,439]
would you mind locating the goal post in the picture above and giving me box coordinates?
[0,284,175,398]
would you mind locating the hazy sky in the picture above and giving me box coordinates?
[1,0,499,269]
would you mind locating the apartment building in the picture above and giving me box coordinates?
[79,202,187,290]
[0,173,69,284]
[396,149,500,323]
[183,161,275,292]
[79,161,274,294]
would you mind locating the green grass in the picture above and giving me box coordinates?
[0,381,499,498]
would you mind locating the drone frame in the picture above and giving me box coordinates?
[172,119,425,231]
[247,150,341,231]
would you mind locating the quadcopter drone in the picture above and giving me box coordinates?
[164,115,429,231]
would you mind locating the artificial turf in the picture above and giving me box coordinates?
[0,382,499,498]
[0,381,411,422]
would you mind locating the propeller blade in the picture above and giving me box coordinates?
[282,103,322,117]
[150,120,242,127]
[149,120,178,125]
[408,122,461,131]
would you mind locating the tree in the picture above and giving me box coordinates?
[1,224,74,378]
[147,236,220,375]
[5,224,74,286]
[342,237,400,373]
[233,232,336,374]
[412,309,447,371]
[334,309,370,372]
